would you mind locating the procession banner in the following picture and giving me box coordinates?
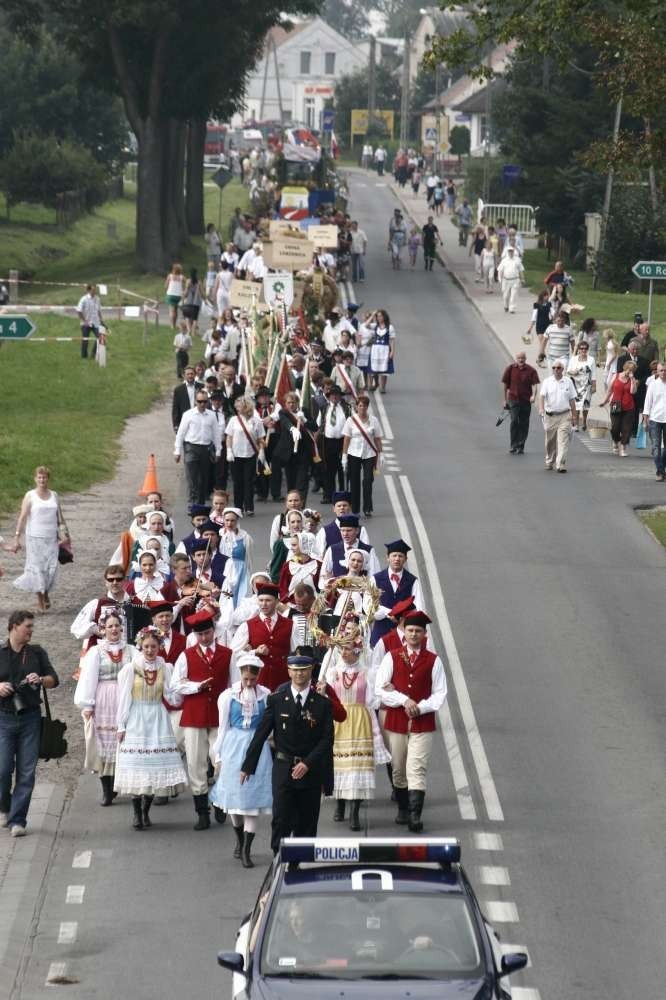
[269,219,297,239]
[263,239,312,271]
[263,272,294,309]
[230,279,265,310]
[307,224,339,247]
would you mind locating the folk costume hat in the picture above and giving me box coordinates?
[391,596,417,619]
[237,652,263,673]
[185,609,216,632]
[191,538,210,553]
[338,514,360,528]
[403,610,432,629]
[386,539,411,555]
[200,520,220,535]
[332,491,352,504]
[190,504,211,518]
[256,582,280,598]
[147,601,173,617]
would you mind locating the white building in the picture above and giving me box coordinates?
[244,18,366,130]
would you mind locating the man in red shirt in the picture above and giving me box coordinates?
[501,351,540,455]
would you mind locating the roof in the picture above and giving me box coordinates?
[451,78,507,114]
[430,8,469,37]
[269,20,311,48]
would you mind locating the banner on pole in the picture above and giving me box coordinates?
[307,224,339,247]
[263,239,313,271]
[230,279,266,310]
[263,272,294,309]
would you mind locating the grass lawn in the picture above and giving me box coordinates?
[0,315,173,518]
[522,248,666,350]
[0,180,250,307]
[638,508,666,549]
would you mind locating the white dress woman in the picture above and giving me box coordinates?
[74,609,135,805]
[13,467,61,609]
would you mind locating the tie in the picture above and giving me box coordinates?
[296,693,303,713]
[409,651,417,667]
[330,403,337,427]
[205,646,214,663]
[263,616,273,633]
[391,573,400,586]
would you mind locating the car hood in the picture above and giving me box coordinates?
[252,975,491,999]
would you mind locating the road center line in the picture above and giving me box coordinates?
[66,885,85,904]
[57,922,78,945]
[373,390,394,440]
[72,851,91,868]
[399,475,504,822]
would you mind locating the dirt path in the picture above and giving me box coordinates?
[0,394,180,794]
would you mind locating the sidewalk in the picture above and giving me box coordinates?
[386,178,614,437]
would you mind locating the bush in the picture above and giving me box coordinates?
[595,188,666,291]
[0,133,108,213]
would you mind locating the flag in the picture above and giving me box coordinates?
[266,339,281,392]
[330,131,339,159]
[299,356,311,416]
[274,353,293,406]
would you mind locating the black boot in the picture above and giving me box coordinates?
[153,795,169,806]
[193,794,211,830]
[142,795,154,828]
[214,806,227,825]
[386,763,396,802]
[349,800,362,832]
[408,790,425,833]
[394,787,409,825]
[100,775,114,806]
[241,831,255,869]
[233,823,244,859]
[131,796,143,831]
[333,799,346,822]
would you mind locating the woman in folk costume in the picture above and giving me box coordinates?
[278,531,321,601]
[322,636,390,831]
[108,503,152,572]
[368,309,396,394]
[209,653,272,869]
[218,507,253,612]
[327,548,375,626]
[130,535,172,581]
[114,626,187,831]
[124,550,167,604]
[269,508,311,583]
[74,608,135,806]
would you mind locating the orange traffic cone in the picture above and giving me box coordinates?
[138,453,160,497]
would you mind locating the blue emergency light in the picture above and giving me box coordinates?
[280,837,461,865]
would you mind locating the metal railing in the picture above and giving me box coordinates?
[477,200,538,236]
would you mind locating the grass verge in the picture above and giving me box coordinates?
[0,315,173,517]
[638,507,666,549]
[0,180,250,306]
[522,248,666,350]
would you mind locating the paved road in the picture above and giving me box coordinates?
[8,174,666,1000]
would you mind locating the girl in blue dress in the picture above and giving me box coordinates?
[210,652,272,868]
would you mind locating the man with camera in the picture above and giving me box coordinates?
[0,611,59,837]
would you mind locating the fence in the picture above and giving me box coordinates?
[54,176,125,229]
[477,201,538,236]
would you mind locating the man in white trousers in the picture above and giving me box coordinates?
[497,246,525,313]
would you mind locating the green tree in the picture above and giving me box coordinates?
[449,125,470,166]
[0,133,107,212]
[322,0,370,39]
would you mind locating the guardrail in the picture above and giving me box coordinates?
[477,201,537,236]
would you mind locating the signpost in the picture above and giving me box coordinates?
[322,109,335,133]
[0,315,36,340]
[211,164,232,230]
[631,260,666,326]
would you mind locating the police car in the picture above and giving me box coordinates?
[218,838,528,999]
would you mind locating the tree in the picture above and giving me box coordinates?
[449,125,470,166]
[0,133,107,212]
[372,0,423,36]
[334,63,401,147]
[322,0,370,39]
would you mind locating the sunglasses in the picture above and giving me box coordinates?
[106,576,125,582]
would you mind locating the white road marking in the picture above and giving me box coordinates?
[57,921,78,944]
[373,390,394,440]
[46,962,68,984]
[474,831,504,851]
[385,464,401,472]
[484,901,519,923]
[384,474,476,821]
[511,989,540,1000]
[500,944,532,968]
[399,475,504,822]
[66,885,85,904]
[375,182,387,187]
[478,865,511,885]
[72,851,91,868]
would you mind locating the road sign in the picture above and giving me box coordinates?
[502,164,522,186]
[0,315,36,340]
[632,260,666,280]
[322,109,335,133]
[211,165,232,190]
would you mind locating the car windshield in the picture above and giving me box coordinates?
[260,890,482,979]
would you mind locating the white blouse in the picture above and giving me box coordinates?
[226,414,265,458]
[342,414,381,459]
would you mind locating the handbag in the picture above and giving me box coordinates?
[636,423,647,449]
[39,688,68,761]
[610,401,622,415]
[58,537,74,564]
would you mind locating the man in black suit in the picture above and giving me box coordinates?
[241,653,334,854]
[172,366,197,432]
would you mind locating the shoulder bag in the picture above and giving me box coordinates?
[39,687,68,760]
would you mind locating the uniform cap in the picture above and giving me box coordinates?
[287,654,314,667]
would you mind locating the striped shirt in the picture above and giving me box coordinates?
[544,324,572,359]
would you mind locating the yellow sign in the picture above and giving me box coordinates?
[307,225,339,248]
[229,279,265,310]
[269,219,298,239]
[292,279,305,310]
[263,239,313,272]
[351,109,395,138]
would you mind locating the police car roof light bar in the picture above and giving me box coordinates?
[280,837,461,865]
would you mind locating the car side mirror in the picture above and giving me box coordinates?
[217,951,245,975]
[499,952,528,977]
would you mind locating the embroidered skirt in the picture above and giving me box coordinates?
[114,701,187,795]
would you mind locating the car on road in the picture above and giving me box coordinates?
[218,838,528,999]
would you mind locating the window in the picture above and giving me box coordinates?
[303,97,315,129]
[325,52,336,75]
[300,51,311,74]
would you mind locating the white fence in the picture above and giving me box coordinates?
[477,200,538,236]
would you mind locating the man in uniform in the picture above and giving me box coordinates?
[173,609,232,830]
[231,582,297,691]
[375,611,446,833]
[240,653,334,854]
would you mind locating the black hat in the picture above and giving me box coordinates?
[191,538,209,553]
[256,582,280,598]
[190,504,211,518]
[332,491,352,504]
[346,303,360,313]
[338,514,359,528]
[287,653,314,667]
[255,385,272,398]
[328,383,343,396]
[210,389,224,401]
[200,520,220,535]
[386,539,411,555]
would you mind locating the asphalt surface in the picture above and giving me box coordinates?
[7,174,666,1000]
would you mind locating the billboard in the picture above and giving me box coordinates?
[350,109,395,138]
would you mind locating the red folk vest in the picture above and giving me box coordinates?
[161,630,187,711]
[247,614,293,692]
[179,643,231,728]
[383,648,438,735]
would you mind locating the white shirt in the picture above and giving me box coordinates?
[77,292,102,326]
[350,230,367,253]
[375,651,447,715]
[497,257,524,282]
[173,643,234,695]
[320,542,381,585]
[544,324,573,359]
[318,402,347,439]
[174,332,192,350]
[290,685,310,704]
[231,616,298,655]
[174,407,223,456]
[642,378,666,422]
[540,375,576,413]
[226,413,265,458]
[342,414,381,459]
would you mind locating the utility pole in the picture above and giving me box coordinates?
[482,60,492,203]
[400,34,410,146]
[592,95,622,289]
[435,63,440,174]
[272,35,284,122]
[368,36,376,119]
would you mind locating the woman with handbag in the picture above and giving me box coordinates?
[181,269,203,336]
[74,609,135,806]
[341,397,383,518]
[164,263,184,330]
[11,466,65,612]
[600,360,638,457]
